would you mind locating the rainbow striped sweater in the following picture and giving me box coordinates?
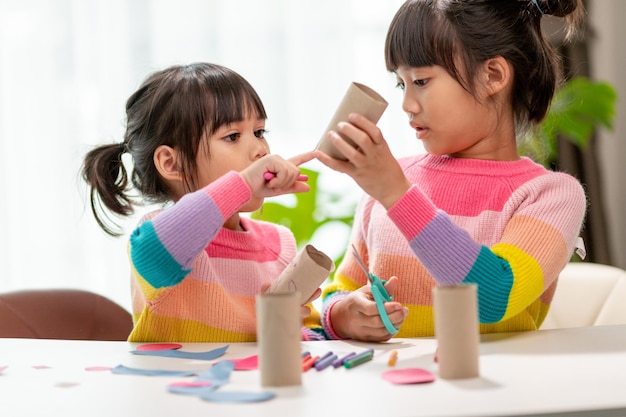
[322,154,587,338]
[127,171,325,342]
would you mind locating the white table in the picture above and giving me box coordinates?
[1,325,626,417]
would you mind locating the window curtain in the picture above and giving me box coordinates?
[0,0,412,310]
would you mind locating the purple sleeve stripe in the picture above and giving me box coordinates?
[152,192,224,269]
[409,212,482,286]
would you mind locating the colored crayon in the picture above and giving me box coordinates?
[332,352,356,368]
[314,354,338,371]
[302,355,319,372]
[314,351,333,365]
[343,349,374,369]
[263,172,309,182]
[388,350,398,367]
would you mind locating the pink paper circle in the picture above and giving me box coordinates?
[136,343,183,351]
[382,368,436,384]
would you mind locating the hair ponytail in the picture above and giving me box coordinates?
[81,142,134,236]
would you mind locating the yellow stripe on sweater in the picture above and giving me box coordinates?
[491,243,544,321]
[128,313,256,343]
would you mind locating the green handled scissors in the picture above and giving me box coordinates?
[351,244,399,335]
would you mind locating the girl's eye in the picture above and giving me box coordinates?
[395,82,405,90]
[254,129,267,139]
[224,133,239,143]
[413,78,428,87]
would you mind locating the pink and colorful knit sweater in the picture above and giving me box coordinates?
[322,154,587,338]
[127,171,325,342]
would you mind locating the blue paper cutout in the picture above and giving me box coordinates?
[115,345,276,404]
[168,383,217,395]
[129,344,229,360]
[111,364,198,377]
[167,360,273,402]
[168,360,234,395]
[196,360,234,383]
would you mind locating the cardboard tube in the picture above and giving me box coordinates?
[315,82,388,161]
[267,244,335,305]
[256,293,302,387]
[433,284,480,379]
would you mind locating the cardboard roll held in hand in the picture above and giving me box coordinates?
[267,244,335,305]
[315,82,388,161]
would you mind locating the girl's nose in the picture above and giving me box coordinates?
[401,92,420,116]
[253,138,269,159]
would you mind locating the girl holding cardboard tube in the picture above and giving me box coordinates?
[315,0,587,342]
[82,63,324,342]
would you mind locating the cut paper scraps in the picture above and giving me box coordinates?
[168,381,212,389]
[168,360,275,403]
[227,355,258,370]
[381,368,436,385]
[136,343,182,351]
[85,366,113,372]
[111,364,198,377]
[116,343,272,403]
[129,344,229,360]
[168,360,233,395]
[0,366,7,373]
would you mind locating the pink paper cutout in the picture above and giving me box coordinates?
[130,345,228,360]
[381,368,436,385]
[32,365,51,369]
[136,343,183,351]
[85,366,113,371]
[229,355,258,370]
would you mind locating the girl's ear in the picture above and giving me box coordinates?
[154,145,184,183]
[481,56,512,97]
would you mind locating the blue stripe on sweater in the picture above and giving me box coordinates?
[463,246,513,324]
[130,221,191,289]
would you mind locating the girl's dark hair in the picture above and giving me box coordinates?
[81,63,267,236]
[384,0,583,133]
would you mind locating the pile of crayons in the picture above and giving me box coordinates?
[301,349,375,372]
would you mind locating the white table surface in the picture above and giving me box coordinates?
[1,325,626,417]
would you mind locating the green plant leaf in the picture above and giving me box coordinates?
[252,167,355,266]
[543,78,616,148]
[522,77,617,166]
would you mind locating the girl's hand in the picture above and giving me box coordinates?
[329,276,408,342]
[260,283,321,319]
[314,113,412,210]
[241,152,315,198]
[300,287,322,318]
